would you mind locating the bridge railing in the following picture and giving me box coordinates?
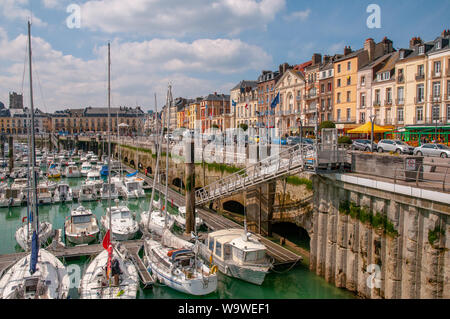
[393,162,450,193]
[195,144,316,204]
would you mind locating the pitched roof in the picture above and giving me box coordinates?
[376,52,400,74]
[231,80,258,91]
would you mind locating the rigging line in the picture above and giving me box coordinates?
[32,60,48,114]
[21,38,29,95]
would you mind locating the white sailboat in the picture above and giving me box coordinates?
[140,87,174,235]
[0,22,70,299]
[80,43,138,299]
[174,206,204,230]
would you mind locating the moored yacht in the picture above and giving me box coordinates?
[65,206,100,245]
[198,228,272,285]
[80,162,92,177]
[52,183,73,203]
[64,164,81,178]
[144,238,218,296]
[174,206,204,230]
[15,221,53,251]
[101,203,139,241]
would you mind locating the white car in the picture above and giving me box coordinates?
[413,143,450,158]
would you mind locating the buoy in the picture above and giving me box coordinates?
[210,265,218,275]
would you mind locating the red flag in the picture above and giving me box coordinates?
[102,230,111,250]
[22,216,27,223]
[245,104,248,109]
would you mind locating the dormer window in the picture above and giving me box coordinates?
[400,51,405,59]
[419,46,425,55]
[436,41,441,50]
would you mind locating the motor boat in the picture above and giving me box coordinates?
[64,165,81,178]
[36,184,53,205]
[80,162,92,177]
[78,183,99,202]
[120,178,145,199]
[64,206,100,245]
[198,228,273,285]
[100,182,119,200]
[101,203,139,241]
[52,183,73,203]
[174,206,204,230]
[139,209,174,236]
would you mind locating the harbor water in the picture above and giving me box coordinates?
[0,176,355,299]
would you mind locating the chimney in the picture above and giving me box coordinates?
[312,53,322,66]
[214,92,217,96]
[344,46,352,56]
[323,55,331,64]
[364,38,375,62]
[381,36,393,54]
[409,36,423,49]
[442,29,450,37]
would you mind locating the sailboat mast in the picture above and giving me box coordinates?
[146,94,165,230]
[164,85,171,228]
[107,42,112,239]
[28,21,39,240]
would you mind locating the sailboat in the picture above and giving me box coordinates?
[79,43,138,299]
[15,74,53,251]
[0,21,70,299]
[139,88,174,236]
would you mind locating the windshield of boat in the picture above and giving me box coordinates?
[244,250,266,263]
[127,182,138,191]
[72,215,91,224]
[112,211,130,219]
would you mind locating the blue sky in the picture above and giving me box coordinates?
[0,0,448,113]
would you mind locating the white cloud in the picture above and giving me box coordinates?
[0,0,46,26]
[0,28,272,111]
[80,0,286,36]
[41,0,65,9]
[284,9,311,22]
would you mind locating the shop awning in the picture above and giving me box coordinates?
[347,122,392,134]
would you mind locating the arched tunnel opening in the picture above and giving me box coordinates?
[138,162,143,170]
[222,200,245,215]
[129,160,135,168]
[124,157,128,163]
[172,178,185,189]
[271,222,311,251]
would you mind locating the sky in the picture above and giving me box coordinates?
[0,0,449,113]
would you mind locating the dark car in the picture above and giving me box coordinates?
[352,139,377,152]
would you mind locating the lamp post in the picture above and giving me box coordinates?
[369,114,376,152]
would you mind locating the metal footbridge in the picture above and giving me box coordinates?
[195,141,346,206]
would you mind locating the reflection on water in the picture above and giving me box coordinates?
[0,177,355,299]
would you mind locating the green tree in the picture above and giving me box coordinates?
[319,121,336,130]
[239,123,248,131]
[338,136,352,144]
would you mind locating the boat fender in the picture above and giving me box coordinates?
[210,265,218,275]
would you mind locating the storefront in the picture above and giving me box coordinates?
[384,125,450,147]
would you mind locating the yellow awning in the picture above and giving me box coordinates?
[347,122,392,134]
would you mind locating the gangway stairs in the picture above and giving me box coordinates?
[195,140,346,206]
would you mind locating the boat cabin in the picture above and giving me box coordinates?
[206,229,267,265]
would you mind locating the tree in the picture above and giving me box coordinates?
[239,123,248,131]
[338,136,352,145]
[319,121,336,130]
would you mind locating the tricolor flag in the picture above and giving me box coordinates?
[245,104,248,109]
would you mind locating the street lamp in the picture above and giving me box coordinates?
[369,114,376,152]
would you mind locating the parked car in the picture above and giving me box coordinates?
[272,137,287,145]
[377,139,414,154]
[351,139,377,152]
[413,143,450,158]
[286,136,301,145]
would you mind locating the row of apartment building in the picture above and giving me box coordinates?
[0,96,145,135]
[170,30,450,136]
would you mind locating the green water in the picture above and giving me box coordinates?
[0,177,355,299]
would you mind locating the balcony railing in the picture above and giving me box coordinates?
[414,97,425,104]
[335,117,357,124]
[397,76,404,84]
[385,99,393,106]
[413,117,450,125]
[384,118,393,125]
[393,118,405,125]
[415,73,425,81]
[396,98,404,105]
[445,94,450,101]
[432,71,442,79]
[431,95,441,103]
[305,93,317,100]
[373,100,381,107]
